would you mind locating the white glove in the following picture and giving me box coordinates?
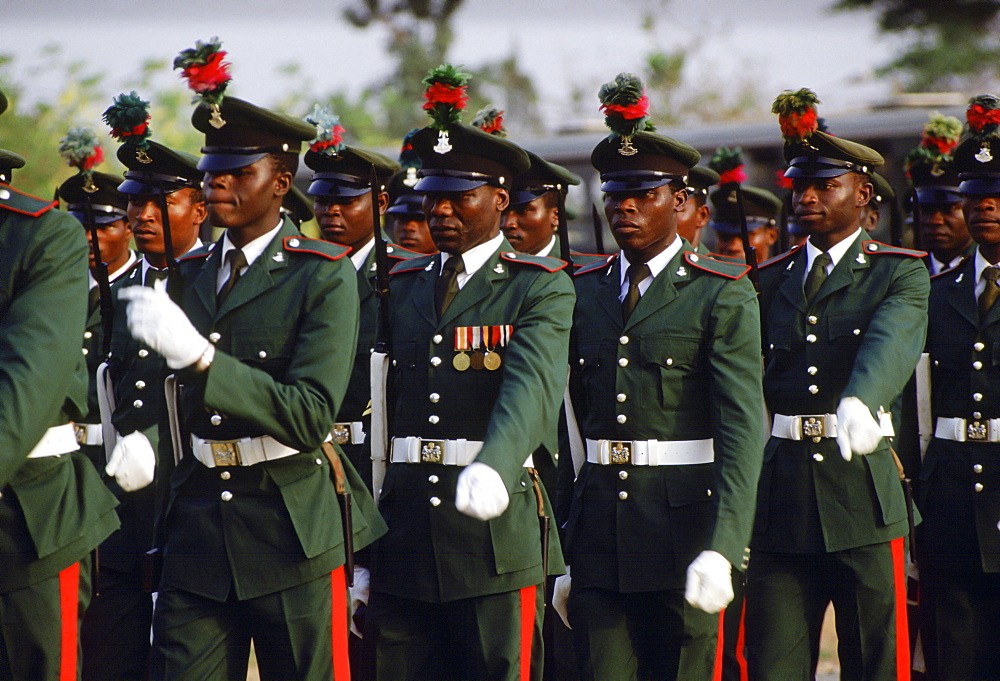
[105,431,156,492]
[349,566,370,638]
[552,568,572,630]
[836,396,883,462]
[455,462,509,521]
[119,280,209,370]
[685,550,733,613]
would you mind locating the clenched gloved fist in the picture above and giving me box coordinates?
[455,462,509,521]
[836,396,883,462]
[685,550,733,613]
[105,431,156,492]
[349,566,370,638]
[552,568,572,629]
[119,280,209,370]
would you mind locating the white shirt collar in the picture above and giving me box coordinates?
[973,248,1000,298]
[536,235,557,258]
[350,237,376,272]
[217,221,283,291]
[618,235,682,298]
[140,238,203,282]
[804,228,863,278]
[440,232,504,289]
[89,250,137,290]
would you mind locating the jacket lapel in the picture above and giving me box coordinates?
[595,255,624,328]
[624,250,681,331]
[191,242,222,320]
[359,247,376,304]
[438,247,506,329]
[810,234,867,306]
[777,251,808,314]
[215,219,294,318]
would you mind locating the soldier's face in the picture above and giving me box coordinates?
[390,215,436,254]
[715,226,777,264]
[963,194,1000,248]
[675,193,711,246]
[127,189,206,260]
[204,158,287,231]
[313,191,386,253]
[423,185,509,255]
[502,195,558,256]
[604,183,685,263]
[85,217,132,272]
[792,173,871,240]
[920,201,970,260]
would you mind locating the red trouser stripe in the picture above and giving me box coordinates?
[737,598,749,681]
[58,562,80,681]
[519,585,536,681]
[891,537,910,681]
[713,609,725,681]
[331,566,351,681]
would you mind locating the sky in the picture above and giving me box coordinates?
[1,0,907,128]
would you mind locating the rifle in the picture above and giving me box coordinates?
[907,189,923,252]
[156,191,183,304]
[590,204,606,255]
[888,192,903,248]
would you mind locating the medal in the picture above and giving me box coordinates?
[470,351,486,370]
[453,352,471,371]
[484,351,502,370]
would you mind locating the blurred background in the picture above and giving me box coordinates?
[3,0,999,246]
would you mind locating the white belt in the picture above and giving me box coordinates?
[935,416,1000,443]
[191,434,299,467]
[28,424,80,459]
[331,421,366,446]
[772,412,895,440]
[74,423,103,446]
[390,437,534,468]
[585,438,714,466]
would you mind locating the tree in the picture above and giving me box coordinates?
[833,0,1000,91]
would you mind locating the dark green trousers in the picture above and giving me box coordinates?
[81,565,153,681]
[150,568,350,681]
[745,540,908,681]
[566,586,720,681]
[369,586,545,681]
[0,556,92,681]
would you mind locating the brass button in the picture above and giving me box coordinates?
[430,356,442,367]
[289,238,300,247]
[807,366,818,375]
[706,489,712,497]
[138,349,149,358]
[82,348,89,356]
[220,471,231,480]
[974,412,983,419]
[316,459,323,465]
[428,415,439,424]
[973,361,983,370]
[221,491,233,501]
[807,315,818,325]
[617,393,627,403]
[430,496,441,506]
[617,414,627,424]
[813,453,824,462]
[806,334,817,343]
[135,380,146,389]
[429,475,439,484]
[975,483,984,492]
[853,329,861,336]
[975,342,985,351]
[209,332,221,343]
[974,464,984,474]
[578,358,585,365]
[433,334,443,344]
[974,393,984,402]
[210,414,223,426]
[618,358,629,367]
[619,470,628,480]
[665,358,673,366]
[258,350,267,359]
[619,336,629,345]
[618,491,628,500]
[84,331,93,339]
[429,393,440,403]
[808,385,819,394]
[133,399,143,408]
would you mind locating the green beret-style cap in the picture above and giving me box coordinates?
[411,123,531,192]
[783,130,883,178]
[592,130,700,192]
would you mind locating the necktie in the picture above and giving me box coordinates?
[621,263,651,321]
[435,255,465,318]
[804,252,832,304]
[218,248,247,305]
[979,267,1000,320]
[144,267,168,287]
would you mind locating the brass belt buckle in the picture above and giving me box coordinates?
[609,441,632,465]
[968,420,988,441]
[420,440,444,464]
[332,424,351,445]
[801,416,825,442]
[211,441,241,466]
[73,424,88,446]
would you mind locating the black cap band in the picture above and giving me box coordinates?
[914,185,962,205]
[959,172,1000,196]
[119,169,199,195]
[785,155,872,178]
[600,170,685,193]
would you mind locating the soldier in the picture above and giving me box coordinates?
[0,88,120,681]
[707,147,781,265]
[119,45,385,679]
[905,113,974,274]
[745,89,929,681]
[364,65,573,681]
[675,165,718,254]
[57,161,137,471]
[554,73,764,681]
[501,150,580,258]
[79,93,208,681]
[861,172,896,235]
[916,94,1000,681]
[387,129,437,255]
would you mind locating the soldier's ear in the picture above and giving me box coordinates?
[495,187,510,213]
[378,191,390,216]
[672,187,688,212]
[856,176,873,207]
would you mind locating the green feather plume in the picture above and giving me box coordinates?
[102,91,152,147]
[58,126,103,173]
[472,106,506,137]
[598,72,649,140]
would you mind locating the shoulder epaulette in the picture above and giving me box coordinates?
[759,244,803,269]
[931,254,971,280]
[569,252,610,268]
[384,243,424,261]
[574,254,617,276]
[684,251,750,279]
[861,241,926,258]
[391,253,437,275]
[179,244,213,262]
[0,184,56,217]
[499,251,567,272]
[706,252,746,265]
[284,236,350,261]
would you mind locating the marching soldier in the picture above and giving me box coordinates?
[364,65,573,681]
[80,93,208,681]
[905,112,974,273]
[0,88,120,681]
[501,149,580,258]
[120,40,385,680]
[386,129,437,254]
[916,94,1000,681]
[707,147,781,265]
[745,89,929,681]
[554,73,764,681]
[675,165,718,254]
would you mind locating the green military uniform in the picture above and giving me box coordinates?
[140,96,385,681]
[678,165,719,253]
[914,98,1000,680]
[0,175,120,679]
[367,120,573,681]
[745,123,930,681]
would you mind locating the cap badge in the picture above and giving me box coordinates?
[272,252,284,263]
[404,167,418,187]
[83,176,98,193]
[930,162,944,177]
[433,130,453,154]
[135,149,153,164]
[976,143,993,164]
[209,104,226,129]
[617,137,638,157]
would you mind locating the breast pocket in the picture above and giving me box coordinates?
[229,326,295,374]
[639,335,704,409]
